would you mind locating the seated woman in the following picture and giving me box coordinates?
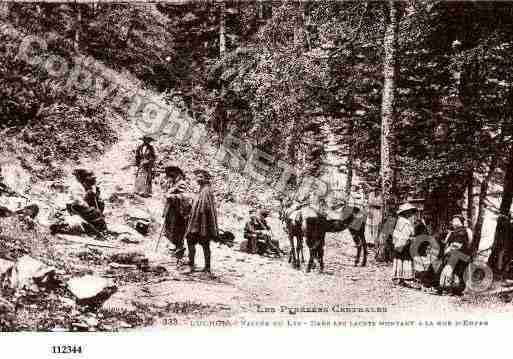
[438,215,473,295]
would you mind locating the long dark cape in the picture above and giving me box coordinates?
[186,184,218,239]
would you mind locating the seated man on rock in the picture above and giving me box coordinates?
[50,168,106,236]
[243,207,280,256]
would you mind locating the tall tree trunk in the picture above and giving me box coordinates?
[466,168,474,226]
[74,3,82,52]
[0,3,10,19]
[293,0,305,54]
[219,0,226,58]
[257,0,263,20]
[218,1,226,145]
[374,1,398,263]
[472,155,499,254]
[488,148,513,275]
[124,20,135,47]
[345,121,354,199]
[380,1,398,221]
[123,7,138,48]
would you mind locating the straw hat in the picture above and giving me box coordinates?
[397,203,418,216]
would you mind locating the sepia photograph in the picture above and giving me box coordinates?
[0,0,512,355]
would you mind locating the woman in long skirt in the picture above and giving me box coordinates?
[134,136,157,197]
[392,203,418,286]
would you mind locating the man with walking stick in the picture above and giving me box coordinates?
[155,163,190,263]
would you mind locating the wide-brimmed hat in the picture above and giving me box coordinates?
[83,175,97,186]
[397,203,418,216]
[140,135,155,142]
[72,168,94,181]
[164,163,184,177]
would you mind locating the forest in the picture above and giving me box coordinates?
[1,1,513,277]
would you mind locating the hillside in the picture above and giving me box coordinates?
[3,1,513,334]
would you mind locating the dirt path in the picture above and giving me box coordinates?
[102,216,513,328]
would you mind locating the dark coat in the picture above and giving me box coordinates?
[185,184,218,241]
[135,143,156,168]
[84,186,105,214]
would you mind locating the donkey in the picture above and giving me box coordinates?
[282,203,367,272]
[281,204,306,269]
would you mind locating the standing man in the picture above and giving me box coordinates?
[162,163,189,263]
[134,135,157,197]
[185,169,218,273]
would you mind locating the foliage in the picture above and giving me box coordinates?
[0,26,116,178]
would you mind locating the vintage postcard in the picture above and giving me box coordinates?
[0,0,511,355]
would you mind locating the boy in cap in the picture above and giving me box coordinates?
[184,169,218,273]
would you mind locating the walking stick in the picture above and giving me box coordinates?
[155,202,169,252]
[155,220,166,252]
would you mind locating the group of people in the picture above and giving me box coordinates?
[135,135,281,265]
[42,135,219,273]
[161,163,219,273]
[339,183,473,295]
[134,135,219,273]
[391,202,473,295]
[3,133,476,287]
